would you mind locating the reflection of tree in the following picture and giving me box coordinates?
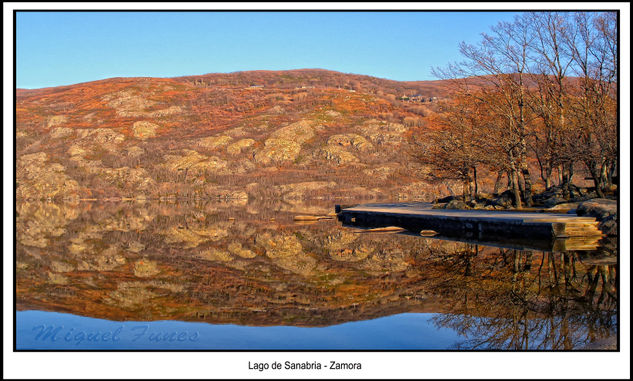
[431,249,617,350]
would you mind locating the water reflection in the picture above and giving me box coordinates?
[15,200,617,349]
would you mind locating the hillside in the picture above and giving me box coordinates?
[16,69,484,202]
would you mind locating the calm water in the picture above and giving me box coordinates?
[15,200,618,350]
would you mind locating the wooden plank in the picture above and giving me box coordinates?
[336,202,603,240]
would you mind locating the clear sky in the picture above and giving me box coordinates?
[16,11,520,89]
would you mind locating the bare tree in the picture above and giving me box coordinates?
[565,12,618,197]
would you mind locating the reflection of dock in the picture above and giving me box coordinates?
[395,231,604,252]
[336,203,604,241]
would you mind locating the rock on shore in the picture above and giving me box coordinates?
[576,198,618,236]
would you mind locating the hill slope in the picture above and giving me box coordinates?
[16,69,459,202]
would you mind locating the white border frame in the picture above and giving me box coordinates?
[4,2,630,379]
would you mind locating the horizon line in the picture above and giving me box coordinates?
[16,67,449,91]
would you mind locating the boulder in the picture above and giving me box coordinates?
[546,202,580,212]
[445,199,469,209]
[599,215,618,236]
[543,196,567,208]
[487,190,515,208]
[576,198,618,236]
[436,195,459,203]
[533,185,585,205]
[576,198,617,220]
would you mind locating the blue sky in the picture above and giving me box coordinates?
[16,11,519,89]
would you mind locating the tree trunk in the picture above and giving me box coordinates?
[493,171,504,195]
[518,170,525,196]
[544,166,553,189]
[510,168,523,209]
[561,163,574,199]
[600,161,610,191]
[587,160,605,198]
[538,158,553,189]
[462,177,472,202]
[609,160,617,185]
[521,166,533,206]
[472,166,478,197]
[519,138,533,206]
[557,165,564,187]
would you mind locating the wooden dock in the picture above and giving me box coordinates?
[336,203,604,241]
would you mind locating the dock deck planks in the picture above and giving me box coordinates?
[337,203,604,239]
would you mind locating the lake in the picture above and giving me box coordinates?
[15,200,618,350]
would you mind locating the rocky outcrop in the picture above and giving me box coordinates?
[256,233,304,259]
[357,120,407,145]
[161,149,228,175]
[146,105,182,118]
[203,186,248,201]
[102,89,157,117]
[317,145,358,164]
[532,185,590,207]
[227,242,257,258]
[133,259,161,277]
[162,223,229,248]
[68,128,126,154]
[132,121,159,140]
[49,127,73,139]
[16,202,79,248]
[253,232,318,275]
[327,134,373,151]
[363,165,395,180]
[253,120,316,165]
[270,120,315,144]
[445,199,469,209]
[47,115,68,128]
[198,249,233,262]
[104,282,159,310]
[198,135,233,150]
[576,199,618,236]
[226,138,255,155]
[275,181,337,200]
[254,138,301,165]
[16,152,80,200]
[100,167,156,191]
[126,146,145,158]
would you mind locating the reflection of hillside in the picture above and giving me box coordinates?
[16,202,617,346]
